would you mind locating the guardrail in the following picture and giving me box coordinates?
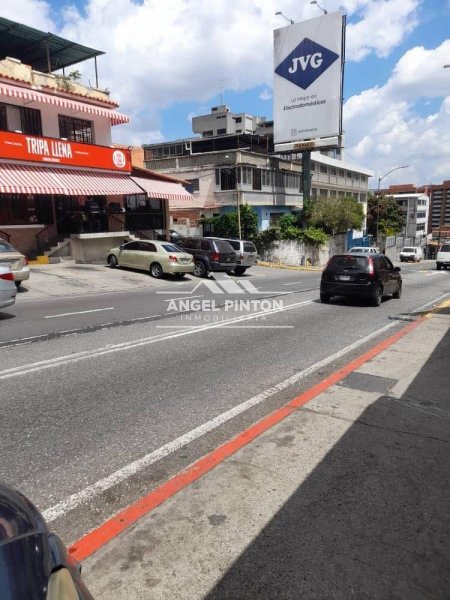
[0,230,11,243]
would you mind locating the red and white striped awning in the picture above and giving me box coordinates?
[0,163,143,195]
[0,81,129,126]
[131,176,193,202]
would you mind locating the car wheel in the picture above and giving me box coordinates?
[320,292,330,303]
[437,264,442,270]
[393,281,402,299]
[150,262,163,278]
[234,267,247,275]
[108,255,118,268]
[371,285,383,306]
[193,260,207,277]
[14,281,21,289]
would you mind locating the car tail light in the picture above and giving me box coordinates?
[211,252,220,262]
[168,255,178,263]
[240,253,244,260]
[368,257,375,277]
[24,256,29,265]
[0,271,14,281]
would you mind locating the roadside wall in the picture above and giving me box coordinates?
[262,235,347,267]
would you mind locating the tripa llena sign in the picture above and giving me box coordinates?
[273,11,345,146]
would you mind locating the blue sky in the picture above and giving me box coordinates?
[3,0,450,185]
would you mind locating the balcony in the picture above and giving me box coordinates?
[0,57,114,106]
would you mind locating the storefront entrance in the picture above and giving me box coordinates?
[55,195,107,235]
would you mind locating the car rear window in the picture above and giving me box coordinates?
[440,244,450,252]
[0,242,16,253]
[161,244,182,252]
[402,247,415,252]
[213,240,233,252]
[327,255,368,271]
[226,240,241,250]
[243,242,256,252]
[348,248,365,253]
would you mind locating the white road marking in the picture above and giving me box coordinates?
[0,300,313,381]
[39,316,407,524]
[164,295,204,302]
[283,281,302,286]
[44,307,115,319]
[37,292,449,523]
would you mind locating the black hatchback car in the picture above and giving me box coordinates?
[176,237,237,277]
[320,253,402,306]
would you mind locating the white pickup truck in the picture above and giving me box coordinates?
[436,243,450,270]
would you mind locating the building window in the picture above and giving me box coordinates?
[216,167,236,190]
[203,130,213,137]
[236,129,242,133]
[320,165,327,174]
[347,171,353,178]
[217,128,226,135]
[319,189,328,197]
[186,178,200,193]
[330,168,336,176]
[253,168,261,191]
[59,115,93,144]
[0,104,6,131]
[242,166,252,185]
[269,213,283,227]
[339,169,344,177]
[216,115,226,119]
[20,107,42,136]
[235,117,242,123]
[417,211,426,219]
[262,170,272,186]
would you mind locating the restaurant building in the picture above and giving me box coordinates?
[0,17,191,259]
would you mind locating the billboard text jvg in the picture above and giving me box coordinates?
[273,12,345,145]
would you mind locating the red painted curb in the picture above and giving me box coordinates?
[69,317,422,562]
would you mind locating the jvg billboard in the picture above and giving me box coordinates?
[273,11,345,146]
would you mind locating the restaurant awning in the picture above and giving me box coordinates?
[0,81,129,125]
[0,163,143,195]
[131,176,193,201]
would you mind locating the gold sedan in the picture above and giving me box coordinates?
[0,239,30,288]
[107,240,194,278]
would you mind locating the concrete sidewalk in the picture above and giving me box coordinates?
[19,261,194,300]
[82,303,450,599]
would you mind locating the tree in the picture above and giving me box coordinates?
[307,196,365,234]
[202,204,258,239]
[367,193,404,237]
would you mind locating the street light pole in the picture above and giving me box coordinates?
[275,11,294,24]
[310,1,328,14]
[375,165,409,248]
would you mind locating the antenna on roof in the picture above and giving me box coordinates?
[217,79,228,105]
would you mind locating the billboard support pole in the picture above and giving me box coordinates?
[302,150,311,202]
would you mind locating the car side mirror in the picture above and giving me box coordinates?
[395,266,401,272]
[119,244,124,250]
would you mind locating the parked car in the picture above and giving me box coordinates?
[0,240,30,288]
[436,243,450,270]
[347,246,381,255]
[0,481,94,600]
[176,237,237,277]
[0,266,17,310]
[107,240,194,278]
[320,253,402,306]
[399,246,423,262]
[215,238,257,275]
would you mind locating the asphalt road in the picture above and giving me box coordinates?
[0,262,448,545]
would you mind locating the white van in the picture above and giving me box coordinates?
[436,243,450,270]
[399,247,423,262]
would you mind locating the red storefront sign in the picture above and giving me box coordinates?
[0,131,131,172]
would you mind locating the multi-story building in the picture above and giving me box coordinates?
[378,185,429,242]
[427,181,450,242]
[143,106,372,232]
[0,17,191,257]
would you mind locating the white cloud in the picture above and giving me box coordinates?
[343,0,420,61]
[345,40,450,185]
[1,0,55,30]
[259,89,272,100]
